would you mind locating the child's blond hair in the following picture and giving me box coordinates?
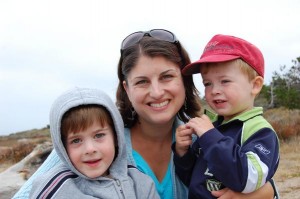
[200,59,260,82]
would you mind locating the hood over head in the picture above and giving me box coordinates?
[49,87,127,180]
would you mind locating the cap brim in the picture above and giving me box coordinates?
[182,54,240,75]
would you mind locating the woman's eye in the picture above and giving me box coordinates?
[135,80,148,85]
[203,82,211,87]
[162,74,173,80]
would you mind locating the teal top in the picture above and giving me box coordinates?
[133,150,173,199]
[124,117,188,199]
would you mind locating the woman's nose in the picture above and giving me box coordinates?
[149,81,164,98]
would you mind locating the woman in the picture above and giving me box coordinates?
[116,29,202,199]
[13,29,277,199]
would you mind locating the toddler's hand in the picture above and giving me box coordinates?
[186,114,214,137]
[175,125,193,157]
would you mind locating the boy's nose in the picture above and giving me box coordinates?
[84,140,97,154]
[211,85,221,95]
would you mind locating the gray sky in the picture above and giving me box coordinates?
[0,0,299,136]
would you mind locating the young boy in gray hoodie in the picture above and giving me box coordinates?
[30,87,159,199]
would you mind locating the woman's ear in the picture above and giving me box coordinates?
[123,80,132,102]
[251,76,264,96]
[123,80,128,93]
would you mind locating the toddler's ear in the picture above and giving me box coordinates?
[252,76,264,95]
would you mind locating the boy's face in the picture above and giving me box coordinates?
[201,61,256,121]
[65,121,116,178]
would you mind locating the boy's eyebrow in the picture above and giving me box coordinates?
[94,127,110,133]
[66,133,79,140]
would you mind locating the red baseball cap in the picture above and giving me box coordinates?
[182,34,265,77]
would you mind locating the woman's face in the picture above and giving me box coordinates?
[123,55,185,126]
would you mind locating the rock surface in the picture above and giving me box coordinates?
[0,142,52,199]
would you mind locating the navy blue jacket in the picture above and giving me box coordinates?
[173,107,280,199]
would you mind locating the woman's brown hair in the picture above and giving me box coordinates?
[116,36,202,127]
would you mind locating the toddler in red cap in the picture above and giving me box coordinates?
[172,34,280,198]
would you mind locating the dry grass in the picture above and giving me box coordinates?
[264,108,300,139]
[274,136,300,181]
[0,127,51,172]
[273,136,300,198]
[263,108,300,198]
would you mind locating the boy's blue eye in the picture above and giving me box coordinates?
[71,138,81,144]
[221,80,230,84]
[95,133,105,139]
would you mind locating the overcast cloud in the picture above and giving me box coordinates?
[0,0,299,135]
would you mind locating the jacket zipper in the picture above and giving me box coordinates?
[115,179,125,199]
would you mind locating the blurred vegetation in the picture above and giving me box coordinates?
[259,56,300,140]
[0,126,50,140]
[0,126,51,165]
[259,57,300,109]
[264,108,300,140]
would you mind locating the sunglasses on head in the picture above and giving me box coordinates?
[120,29,179,53]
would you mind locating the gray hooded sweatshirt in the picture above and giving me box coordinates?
[30,87,159,199]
